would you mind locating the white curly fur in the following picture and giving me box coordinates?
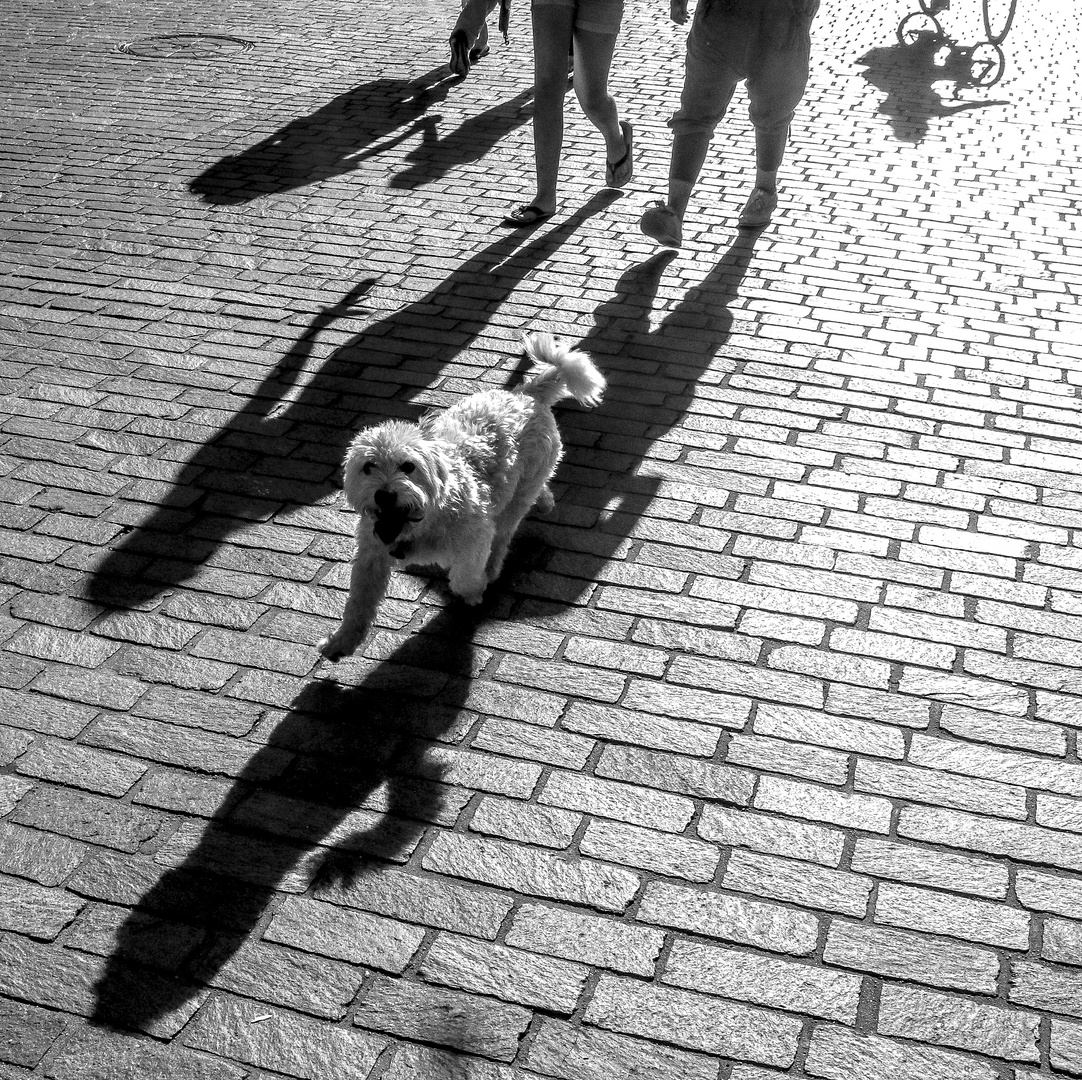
[318,333,605,661]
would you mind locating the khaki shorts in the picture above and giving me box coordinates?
[532,0,624,36]
[672,0,819,136]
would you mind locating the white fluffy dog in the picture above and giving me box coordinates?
[318,333,605,661]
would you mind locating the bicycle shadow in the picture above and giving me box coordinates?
[504,230,764,612]
[188,64,528,203]
[857,35,1009,143]
[90,606,480,1037]
[84,191,619,612]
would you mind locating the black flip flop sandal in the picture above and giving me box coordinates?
[605,122,634,188]
[500,204,554,227]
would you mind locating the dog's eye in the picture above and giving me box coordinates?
[399,462,415,474]
[361,462,374,475]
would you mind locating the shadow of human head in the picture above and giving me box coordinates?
[188,66,456,204]
[89,605,480,1036]
[857,34,1009,143]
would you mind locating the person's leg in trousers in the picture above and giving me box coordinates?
[740,6,814,224]
[641,27,738,247]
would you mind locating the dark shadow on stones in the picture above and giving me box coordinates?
[857,35,1009,144]
[84,189,620,612]
[89,606,479,1036]
[500,232,763,612]
[189,66,452,204]
[187,66,535,204]
[387,85,535,190]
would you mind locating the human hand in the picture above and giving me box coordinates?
[670,0,689,23]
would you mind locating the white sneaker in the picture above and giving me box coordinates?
[640,202,682,248]
[738,187,778,227]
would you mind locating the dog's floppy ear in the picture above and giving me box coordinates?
[341,438,377,509]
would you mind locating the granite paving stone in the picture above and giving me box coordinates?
[2,0,1080,1075]
[183,993,386,1080]
[662,938,862,1022]
[352,974,531,1061]
[583,974,802,1067]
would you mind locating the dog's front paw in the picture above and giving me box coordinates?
[317,626,368,662]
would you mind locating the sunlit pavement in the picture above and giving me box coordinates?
[2,0,1082,1076]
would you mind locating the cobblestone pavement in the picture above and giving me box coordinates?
[2,0,1082,1074]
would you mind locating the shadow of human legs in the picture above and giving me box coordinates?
[84,189,620,611]
[89,606,479,1035]
[506,233,763,611]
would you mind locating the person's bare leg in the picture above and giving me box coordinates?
[666,130,714,219]
[754,118,788,189]
[734,121,784,225]
[524,5,576,215]
[741,18,812,227]
[569,27,625,166]
[639,126,713,247]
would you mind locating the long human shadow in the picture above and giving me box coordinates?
[388,85,535,190]
[857,34,1009,143]
[188,65,529,203]
[90,606,479,1036]
[504,231,763,608]
[85,190,619,611]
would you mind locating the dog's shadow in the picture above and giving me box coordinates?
[84,190,619,612]
[502,232,763,611]
[90,606,479,1037]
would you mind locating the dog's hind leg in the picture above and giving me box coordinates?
[318,539,393,661]
[485,478,548,584]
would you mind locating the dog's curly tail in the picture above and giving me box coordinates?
[521,332,606,409]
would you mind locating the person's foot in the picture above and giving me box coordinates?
[605,122,634,188]
[640,201,682,248]
[501,204,555,227]
[449,29,471,76]
[738,187,778,228]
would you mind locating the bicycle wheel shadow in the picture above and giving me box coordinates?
[188,64,530,203]
[857,34,1009,143]
[501,229,765,613]
[84,190,620,612]
[89,605,481,1038]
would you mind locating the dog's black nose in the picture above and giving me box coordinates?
[374,489,397,510]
